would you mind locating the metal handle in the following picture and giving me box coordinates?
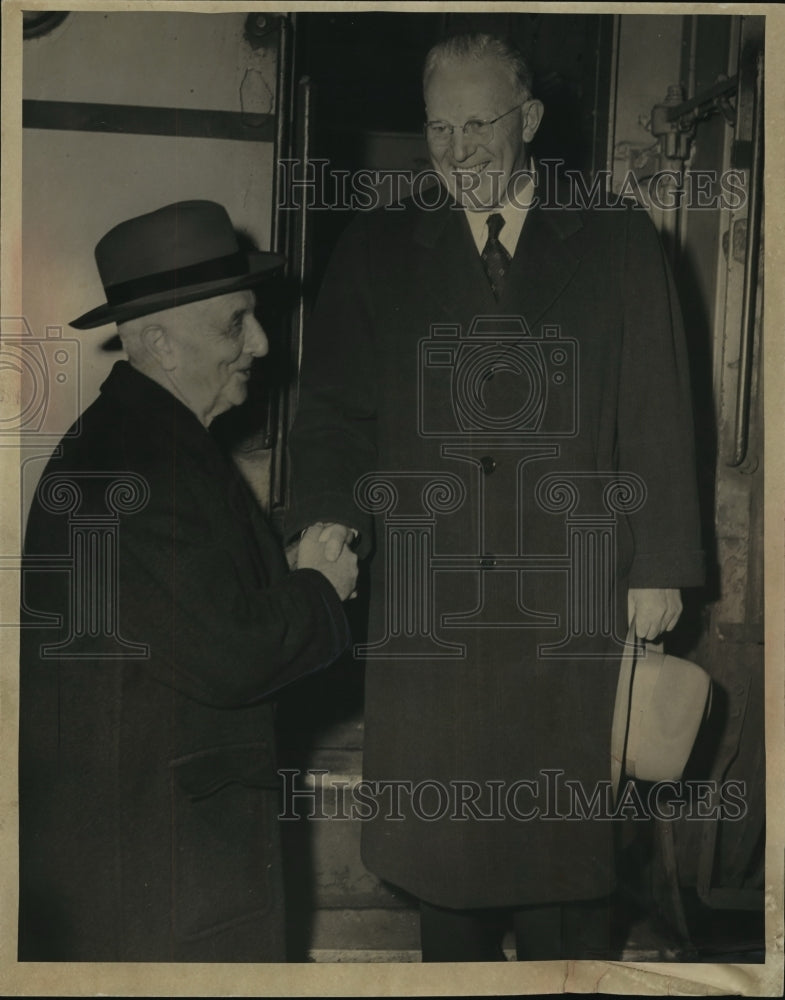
[727,46,763,468]
[268,65,312,514]
[262,12,292,482]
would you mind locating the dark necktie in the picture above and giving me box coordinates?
[481,212,510,301]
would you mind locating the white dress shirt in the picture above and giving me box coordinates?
[463,171,535,259]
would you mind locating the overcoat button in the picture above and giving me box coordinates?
[480,456,496,474]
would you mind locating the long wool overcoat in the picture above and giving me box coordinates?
[287,190,705,910]
[18,361,350,961]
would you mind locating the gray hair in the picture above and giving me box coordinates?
[423,33,533,101]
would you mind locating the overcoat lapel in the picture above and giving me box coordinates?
[500,201,583,324]
[412,202,497,320]
[411,196,584,329]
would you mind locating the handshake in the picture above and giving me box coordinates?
[288,522,358,602]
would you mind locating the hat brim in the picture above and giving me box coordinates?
[70,251,284,330]
[610,625,638,797]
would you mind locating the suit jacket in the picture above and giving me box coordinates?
[18,360,350,961]
[287,192,704,908]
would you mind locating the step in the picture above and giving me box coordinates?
[304,911,700,963]
[307,907,420,962]
[281,749,416,910]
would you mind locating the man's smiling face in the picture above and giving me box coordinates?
[163,289,269,426]
[424,56,540,211]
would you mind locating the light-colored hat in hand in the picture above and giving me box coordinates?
[611,624,711,796]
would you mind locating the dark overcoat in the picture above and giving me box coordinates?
[288,191,704,909]
[19,361,350,961]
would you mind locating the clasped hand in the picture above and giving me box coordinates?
[288,522,358,601]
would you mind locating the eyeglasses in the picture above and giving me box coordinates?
[424,104,522,146]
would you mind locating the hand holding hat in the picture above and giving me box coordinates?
[611,620,711,798]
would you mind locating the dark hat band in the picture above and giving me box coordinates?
[103,250,249,307]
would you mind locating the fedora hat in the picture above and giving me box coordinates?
[70,200,285,329]
[611,624,711,797]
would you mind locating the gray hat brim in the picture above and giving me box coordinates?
[70,251,284,330]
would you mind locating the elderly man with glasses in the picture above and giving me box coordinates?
[287,32,703,961]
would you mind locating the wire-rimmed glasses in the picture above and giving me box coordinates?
[424,104,522,146]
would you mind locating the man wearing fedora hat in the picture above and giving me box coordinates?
[18,200,358,961]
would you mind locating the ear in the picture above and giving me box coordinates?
[140,323,177,371]
[521,99,544,143]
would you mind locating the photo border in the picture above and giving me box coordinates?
[1,1,782,995]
